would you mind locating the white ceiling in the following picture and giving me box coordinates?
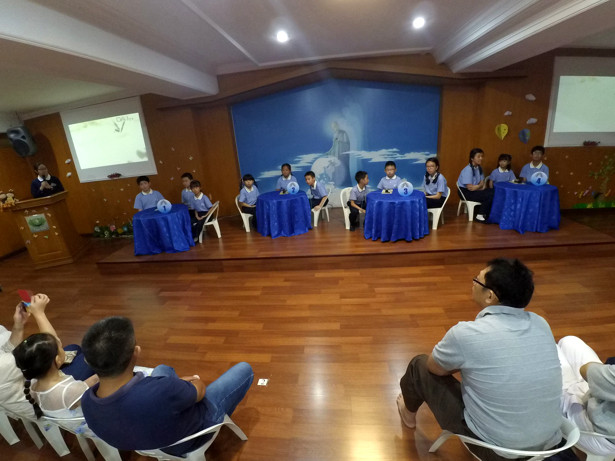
[1,0,615,122]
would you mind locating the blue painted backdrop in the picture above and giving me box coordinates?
[232,79,440,205]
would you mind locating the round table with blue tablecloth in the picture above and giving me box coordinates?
[256,190,312,238]
[363,190,429,242]
[133,203,194,255]
[487,182,560,233]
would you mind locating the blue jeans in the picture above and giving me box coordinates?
[151,362,254,424]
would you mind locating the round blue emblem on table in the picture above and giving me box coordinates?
[157,199,172,213]
[530,172,548,186]
[398,181,413,196]
[287,181,299,194]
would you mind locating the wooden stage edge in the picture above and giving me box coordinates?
[97,213,615,274]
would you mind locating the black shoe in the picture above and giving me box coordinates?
[349,226,356,231]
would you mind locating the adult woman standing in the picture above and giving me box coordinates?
[30,163,64,198]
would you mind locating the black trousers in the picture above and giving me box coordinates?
[426,195,446,209]
[191,214,206,240]
[310,197,329,209]
[241,206,256,227]
[458,187,494,217]
[348,201,366,227]
[400,355,534,461]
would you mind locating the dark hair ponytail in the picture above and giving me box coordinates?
[13,333,58,419]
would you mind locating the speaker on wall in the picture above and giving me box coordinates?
[7,125,37,157]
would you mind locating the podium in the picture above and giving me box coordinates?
[11,191,88,269]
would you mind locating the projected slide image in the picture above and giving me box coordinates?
[68,113,149,169]
[553,76,615,133]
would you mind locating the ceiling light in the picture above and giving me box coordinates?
[276,30,289,43]
[412,17,425,29]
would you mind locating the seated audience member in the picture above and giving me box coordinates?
[348,171,369,231]
[398,258,563,461]
[275,163,298,191]
[134,176,165,211]
[0,294,66,418]
[304,171,329,210]
[488,154,516,187]
[457,148,494,222]
[557,335,615,456]
[80,317,254,456]
[189,180,213,242]
[180,172,195,218]
[421,157,448,209]
[31,163,65,198]
[377,161,403,190]
[520,145,549,183]
[13,331,98,435]
[238,174,259,228]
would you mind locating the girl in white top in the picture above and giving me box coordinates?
[13,332,99,434]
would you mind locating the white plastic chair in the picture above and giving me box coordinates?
[43,415,122,461]
[427,186,451,230]
[310,186,331,228]
[136,414,247,461]
[198,201,221,242]
[2,407,69,456]
[234,195,252,232]
[456,184,482,222]
[340,187,353,230]
[577,430,615,461]
[429,418,580,461]
[0,409,20,445]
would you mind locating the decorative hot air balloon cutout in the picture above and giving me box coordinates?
[495,124,509,140]
[519,128,530,144]
[398,181,413,197]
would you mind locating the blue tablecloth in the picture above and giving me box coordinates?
[364,190,429,242]
[488,182,560,233]
[256,190,312,238]
[133,203,194,255]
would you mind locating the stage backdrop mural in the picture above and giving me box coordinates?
[231,79,440,206]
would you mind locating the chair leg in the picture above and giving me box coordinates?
[429,430,454,453]
[76,435,96,461]
[343,210,350,230]
[0,412,19,445]
[241,215,251,233]
[467,204,476,222]
[313,209,321,227]
[213,221,221,238]
[431,210,441,230]
[37,422,70,456]
[324,207,330,222]
[92,437,122,461]
[224,416,248,441]
[20,418,44,449]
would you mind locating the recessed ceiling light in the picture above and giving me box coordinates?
[412,17,425,29]
[276,30,289,43]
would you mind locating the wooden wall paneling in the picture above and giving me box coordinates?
[194,105,241,217]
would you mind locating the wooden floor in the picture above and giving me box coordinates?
[1,208,614,461]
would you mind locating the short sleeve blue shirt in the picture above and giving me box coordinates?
[349,185,368,203]
[421,174,448,196]
[276,175,298,191]
[520,162,549,181]
[489,168,516,183]
[81,372,214,456]
[134,190,164,210]
[377,175,403,190]
[181,189,194,209]
[457,165,484,188]
[192,193,213,213]
[309,181,328,199]
[239,186,259,205]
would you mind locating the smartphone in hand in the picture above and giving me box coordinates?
[18,290,33,308]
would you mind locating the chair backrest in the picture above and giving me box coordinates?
[441,186,451,208]
[234,195,241,214]
[340,187,352,210]
[204,201,220,225]
[455,418,580,460]
[456,183,469,202]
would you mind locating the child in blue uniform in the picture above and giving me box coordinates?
[421,157,448,208]
[180,172,195,217]
[31,163,65,198]
[304,171,329,210]
[520,145,549,183]
[190,180,213,242]
[275,164,298,191]
[457,148,494,222]
[348,171,369,231]
[488,154,516,187]
[238,174,259,228]
[134,176,165,211]
[377,161,403,190]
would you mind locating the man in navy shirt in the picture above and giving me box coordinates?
[80,317,253,456]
